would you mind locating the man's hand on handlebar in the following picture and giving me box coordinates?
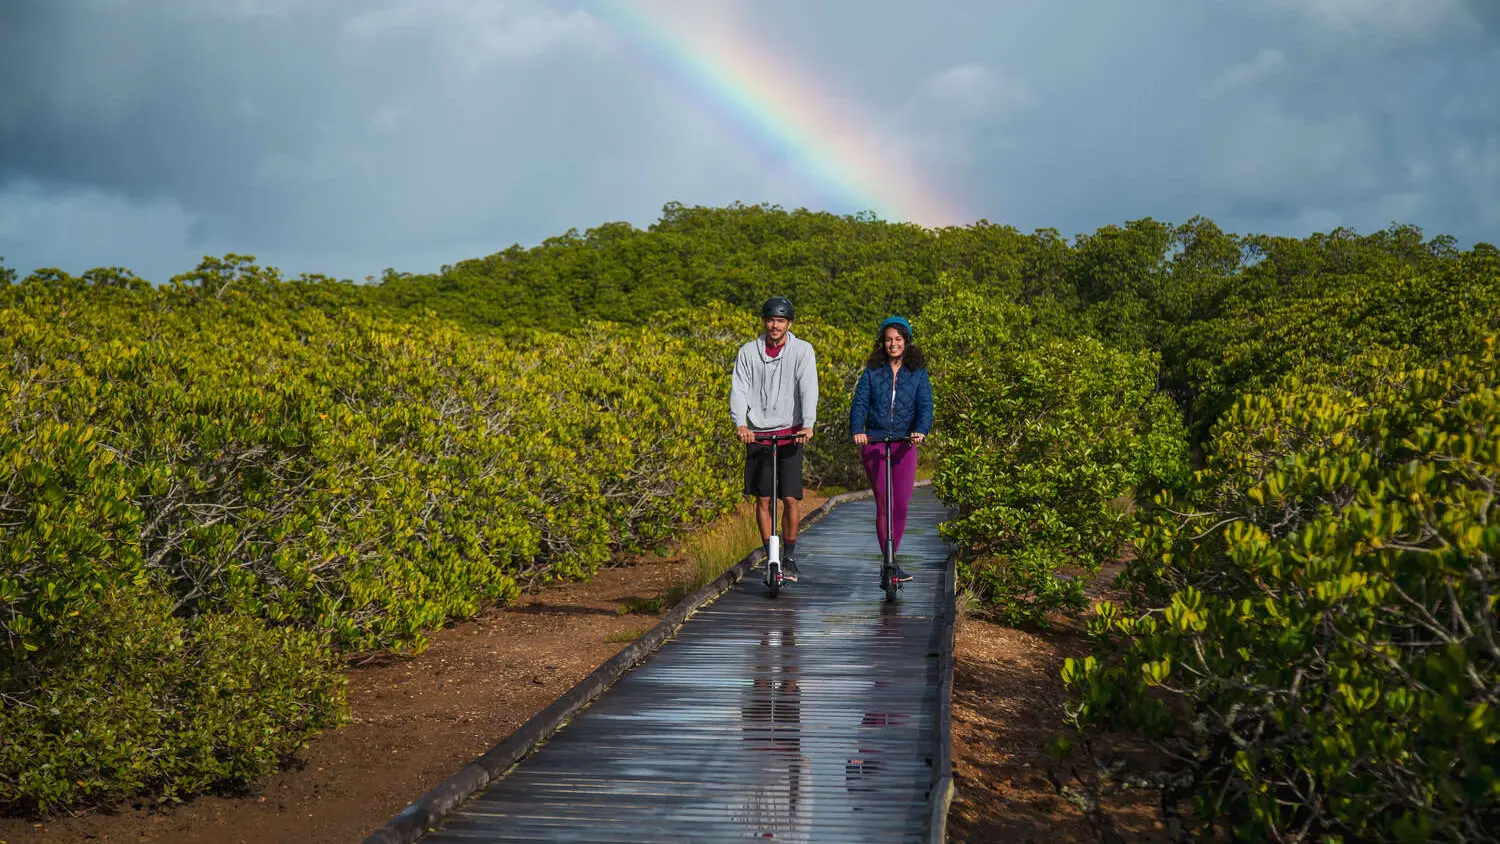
[741,428,811,445]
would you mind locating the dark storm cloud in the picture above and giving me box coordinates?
[2,2,651,265]
[0,0,1495,284]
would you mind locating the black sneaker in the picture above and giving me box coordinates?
[782,556,800,582]
[892,565,913,583]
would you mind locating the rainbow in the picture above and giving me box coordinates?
[591,1,971,228]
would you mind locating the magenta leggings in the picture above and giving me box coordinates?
[861,442,918,554]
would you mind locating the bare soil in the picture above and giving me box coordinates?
[946,616,1166,843]
[1,494,1168,844]
[947,563,1169,844]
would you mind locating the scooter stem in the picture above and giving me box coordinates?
[884,439,895,567]
[768,437,780,565]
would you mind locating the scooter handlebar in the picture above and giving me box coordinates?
[752,432,803,444]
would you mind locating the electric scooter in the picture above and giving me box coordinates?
[871,434,914,603]
[753,432,801,598]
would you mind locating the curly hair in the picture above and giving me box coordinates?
[865,323,927,371]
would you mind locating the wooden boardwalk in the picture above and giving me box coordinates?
[415,487,953,843]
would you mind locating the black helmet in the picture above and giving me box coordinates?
[760,296,794,320]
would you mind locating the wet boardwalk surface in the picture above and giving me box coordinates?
[420,487,952,843]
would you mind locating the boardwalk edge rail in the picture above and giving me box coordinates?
[363,483,939,844]
[928,538,958,843]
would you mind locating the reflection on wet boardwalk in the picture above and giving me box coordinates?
[420,486,952,843]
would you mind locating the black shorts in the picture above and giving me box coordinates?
[743,441,804,499]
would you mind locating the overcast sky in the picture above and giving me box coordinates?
[2,0,1497,283]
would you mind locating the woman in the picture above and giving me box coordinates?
[848,315,933,585]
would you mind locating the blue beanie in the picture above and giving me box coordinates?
[879,315,912,338]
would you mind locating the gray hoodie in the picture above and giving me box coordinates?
[729,330,819,432]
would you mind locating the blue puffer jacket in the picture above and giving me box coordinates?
[849,363,933,440]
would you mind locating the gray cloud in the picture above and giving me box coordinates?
[1,0,1496,283]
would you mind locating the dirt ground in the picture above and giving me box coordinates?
[0,493,1167,844]
[946,614,1166,843]
[947,560,1169,844]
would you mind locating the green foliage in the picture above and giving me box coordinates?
[0,592,343,814]
[921,290,1189,626]
[0,351,345,815]
[1166,225,1499,440]
[1069,341,1500,841]
[364,202,1091,335]
[4,258,859,813]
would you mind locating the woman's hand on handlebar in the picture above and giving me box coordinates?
[855,433,925,445]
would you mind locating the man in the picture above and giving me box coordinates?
[730,296,819,583]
